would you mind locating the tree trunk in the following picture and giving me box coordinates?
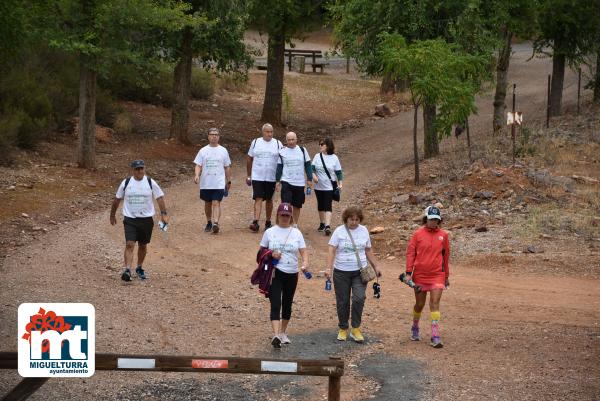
[466,117,472,163]
[170,27,193,144]
[261,28,286,124]
[493,28,513,134]
[550,52,566,117]
[77,62,97,169]
[423,103,438,158]
[594,48,600,103]
[380,71,396,94]
[413,104,420,186]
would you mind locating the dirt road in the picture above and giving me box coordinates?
[1,45,598,400]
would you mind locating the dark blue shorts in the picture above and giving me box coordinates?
[200,189,225,202]
[252,180,276,200]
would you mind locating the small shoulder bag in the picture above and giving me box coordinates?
[344,225,376,283]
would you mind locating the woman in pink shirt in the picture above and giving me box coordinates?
[403,206,450,348]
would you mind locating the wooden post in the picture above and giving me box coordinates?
[328,357,342,401]
[511,83,516,165]
[1,378,49,401]
[577,68,581,115]
[546,74,551,128]
[288,50,292,72]
[346,55,350,74]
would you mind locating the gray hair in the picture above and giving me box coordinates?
[262,123,273,132]
[208,127,220,135]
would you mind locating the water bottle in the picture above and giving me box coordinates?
[303,270,312,279]
[325,278,332,291]
[223,186,229,197]
[306,187,312,196]
[158,221,168,231]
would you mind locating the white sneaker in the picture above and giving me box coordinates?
[279,333,291,344]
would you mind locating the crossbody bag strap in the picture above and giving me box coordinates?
[343,224,363,269]
[319,153,335,184]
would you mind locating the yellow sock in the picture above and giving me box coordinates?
[412,310,422,320]
[430,311,441,322]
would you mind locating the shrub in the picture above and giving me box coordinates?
[101,62,174,106]
[191,68,214,99]
[95,88,121,127]
[113,111,133,135]
[216,72,249,93]
[0,113,19,164]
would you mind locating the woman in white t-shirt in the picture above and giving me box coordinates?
[260,202,310,348]
[325,206,381,343]
[312,138,343,236]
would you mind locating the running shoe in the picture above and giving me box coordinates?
[264,220,272,230]
[279,333,291,344]
[337,329,348,341]
[410,326,420,341]
[350,327,364,343]
[271,335,282,349]
[204,221,213,232]
[249,220,260,232]
[135,266,146,280]
[121,268,132,282]
[324,225,332,236]
[317,223,325,232]
[430,336,444,348]
[212,223,219,234]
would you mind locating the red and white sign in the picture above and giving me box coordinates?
[191,359,228,369]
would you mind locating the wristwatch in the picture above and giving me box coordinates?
[160,211,168,215]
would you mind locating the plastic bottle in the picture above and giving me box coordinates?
[325,278,332,291]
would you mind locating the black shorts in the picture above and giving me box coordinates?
[200,189,225,202]
[315,189,333,212]
[281,181,305,209]
[252,180,276,201]
[123,217,154,244]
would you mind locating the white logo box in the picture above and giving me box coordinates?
[18,303,95,377]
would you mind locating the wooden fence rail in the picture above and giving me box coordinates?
[0,352,344,401]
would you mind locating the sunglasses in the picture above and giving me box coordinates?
[319,142,326,146]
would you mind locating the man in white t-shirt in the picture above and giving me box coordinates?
[275,132,312,225]
[246,123,283,232]
[194,128,232,234]
[110,160,168,282]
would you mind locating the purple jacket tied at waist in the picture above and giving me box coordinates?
[251,247,275,297]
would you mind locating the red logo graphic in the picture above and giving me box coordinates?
[22,308,72,352]
[192,359,228,369]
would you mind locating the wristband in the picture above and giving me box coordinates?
[160,211,168,215]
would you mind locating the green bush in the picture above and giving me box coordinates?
[113,111,133,135]
[101,62,174,106]
[191,68,215,99]
[0,68,52,149]
[95,88,121,127]
[0,113,19,164]
[216,72,248,93]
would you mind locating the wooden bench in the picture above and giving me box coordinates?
[285,49,329,73]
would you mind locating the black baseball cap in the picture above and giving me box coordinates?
[130,160,145,168]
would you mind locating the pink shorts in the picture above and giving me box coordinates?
[413,282,446,292]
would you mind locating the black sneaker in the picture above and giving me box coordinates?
[317,223,326,232]
[249,220,260,232]
[264,220,273,230]
[324,225,332,236]
[271,335,281,349]
[212,223,220,234]
[121,268,132,282]
[204,221,212,232]
[135,266,146,280]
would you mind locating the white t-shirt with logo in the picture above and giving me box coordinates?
[312,153,342,191]
[116,176,165,218]
[278,146,310,187]
[328,224,372,271]
[260,226,306,274]
[193,145,231,189]
[247,137,283,182]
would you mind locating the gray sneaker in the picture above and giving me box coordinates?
[279,333,291,344]
[410,326,420,341]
